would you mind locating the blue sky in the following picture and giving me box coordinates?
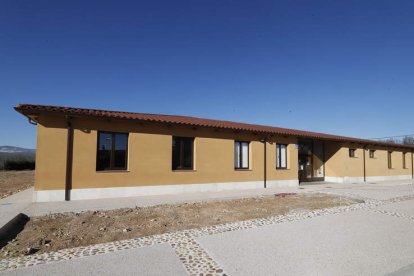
[1,0,414,148]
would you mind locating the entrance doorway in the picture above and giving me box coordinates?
[298,140,325,183]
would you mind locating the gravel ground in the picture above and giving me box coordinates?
[0,171,34,199]
[0,193,356,259]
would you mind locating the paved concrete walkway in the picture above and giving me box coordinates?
[1,180,414,275]
[2,184,309,220]
[3,179,412,219]
[198,202,414,275]
[0,184,304,229]
[26,185,305,216]
[1,244,187,276]
[193,181,414,276]
[0,189,33,230]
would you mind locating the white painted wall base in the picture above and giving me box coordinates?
[266,180,298,189]
[325,175,412,184]
[33,179,299,202]
[366,175,412,182]
[324,176,364,183]
[33,189,66,202]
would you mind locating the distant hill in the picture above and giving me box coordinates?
[0,146,36,170]
[0,146,35,154]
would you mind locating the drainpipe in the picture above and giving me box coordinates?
[65,117,74,201]
[264,140,267,188]
[28,117,37,125]
[260,138,267,188]
[411,151,413,180]
[363,146,366,182]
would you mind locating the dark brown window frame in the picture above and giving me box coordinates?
[96,131,129,171]
[235,141,249,170]
[276,144,288,169]
[349,148,356,158]
[369,149,375,158]
[388,151,393,169]
[172,136,194,171]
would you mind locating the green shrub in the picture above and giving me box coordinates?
[3,160,35,171]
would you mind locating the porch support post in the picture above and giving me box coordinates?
[65,117,74,201]
[363,146,366,182]
[260,137,268,189]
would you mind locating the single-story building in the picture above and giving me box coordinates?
[15,104,414,202]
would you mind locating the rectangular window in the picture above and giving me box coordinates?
[403,152,407,169]
[172,136,194,170]
[388,151,393,169]
[235,141,249,169]
[369,150,375,158]
[276,144,288,169]
[349,148,356,158]
[96,131,128,171]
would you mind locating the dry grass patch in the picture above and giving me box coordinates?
[0,171,34,199]
[1,193,356,258]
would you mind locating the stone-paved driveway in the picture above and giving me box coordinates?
[1,181,414,276]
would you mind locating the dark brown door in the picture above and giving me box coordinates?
[298,154,313,182]
[298,140,325,183]
[298,142,313,182]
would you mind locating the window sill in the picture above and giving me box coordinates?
[235,169,252,171]
[96,170,130,173]
[276,168,289,170]
[172,170,196,172]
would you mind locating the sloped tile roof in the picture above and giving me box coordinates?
[15,104,414,149]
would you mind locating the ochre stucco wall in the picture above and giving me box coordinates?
[266,137,298,181]
[34,114,413,191]
[365,146,412,177]
[34,115,299,191]
[34,115,68,190]
[344,147,365,178]
[324,143,413,179]
[324,142,344,177]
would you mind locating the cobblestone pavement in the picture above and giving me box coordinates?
[1,193,414,275]
[373,209,414,221]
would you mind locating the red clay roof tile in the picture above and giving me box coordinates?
[14,104,414,149]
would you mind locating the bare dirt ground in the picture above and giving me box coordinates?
[0,170,34,199]
[0,193,356,259]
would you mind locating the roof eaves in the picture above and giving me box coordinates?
[14,104,414,150]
